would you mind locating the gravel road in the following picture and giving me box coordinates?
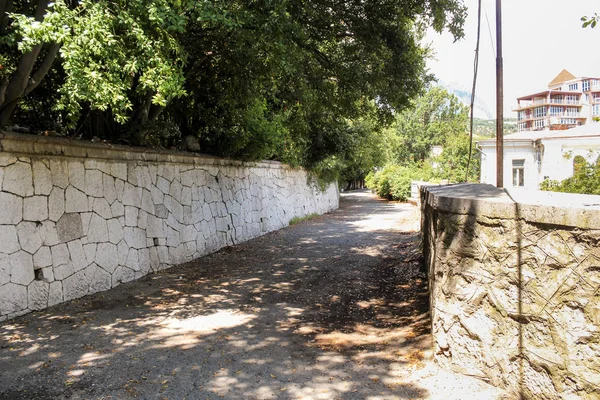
[0,190,509,399]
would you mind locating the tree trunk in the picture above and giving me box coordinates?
[0,0,57,127]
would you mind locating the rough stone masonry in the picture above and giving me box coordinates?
[0,132,338,321]
[421,184,600,400]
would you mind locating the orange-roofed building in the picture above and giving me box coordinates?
[515,69,600,132]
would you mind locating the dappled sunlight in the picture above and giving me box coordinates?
[162,310,256,333]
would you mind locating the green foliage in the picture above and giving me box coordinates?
[582,13,599,28]
[434,130,480,182]
[289,213,320,226]
[1,0,468,180]
[390,86,468,164]
[540,157,600,195]
[366,163,433,201]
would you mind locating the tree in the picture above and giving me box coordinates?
[390,86,468,164]
[0,0,60,126]
[1,0,467,175]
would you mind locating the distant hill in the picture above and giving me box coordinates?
[472,118,517,137]
[440,81,494,120]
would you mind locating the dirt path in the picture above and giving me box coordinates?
[0,190,507,399]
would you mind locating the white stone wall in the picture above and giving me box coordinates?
[0,135,338,321]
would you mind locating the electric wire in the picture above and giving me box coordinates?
[465,0,483,182]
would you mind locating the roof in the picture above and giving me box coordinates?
[548,69,576,87]
[542,122,600,140]
[477,123,600,147]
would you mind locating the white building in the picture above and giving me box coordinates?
[478,123,600,189]
[515,70,600,132]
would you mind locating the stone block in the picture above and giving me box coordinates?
[0,254,9,285]
[16,221,43,254]
[146,215,165,238]
[111,163,127,181]
[63,267,91,301]
[155,204,168,219]
[125,206,139,226]
[88,264,111,293]
[28,280,49,311]
[53,262,75,281]
[2,161,33,197]
[115,178,124,200]
[0,283,27,315]
[93,198,112,219]
[39,221,60,246]
[87,213,109,243]
[33,160,53,195]
[48,187,65,222]
[56,213,84,243]
[107,218,124,244]
[51,243,71,267]
[110,200,125,217]
[123,227,147,249]
[23,196,48,222]
[49,160,69,189]
[68,161,85,191]
[48,281,63,306]
[9,251,34,285]
[102,174,117,205]
[67,239,88,272]
[117,239,129,265]
[0,225,20,254]
[111,266,134,287]
[150,185,164,205]
[85,169,104,197]
[95,242,118,273]
[32,247,51,270]
[156,176,170,194]
[141,189,154,214]
[65,186,88,213]
[137,210,148,230]
[126,248,139,271]
[0,192,23,225]
[138,248,150,275]
[83,243,97,265]
[122,182,142,207]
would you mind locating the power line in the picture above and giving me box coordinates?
[466,0,483,182]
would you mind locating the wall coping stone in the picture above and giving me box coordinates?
[422,183,600,229]
[0,131,286,169]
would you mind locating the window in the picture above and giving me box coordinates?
[566,107,579,116]
[534,106,546,118]
[566,95,579,104]
[551,95,563,104]
[534,119,546,129]
[583,80,590,92]
[549,106,562,116]
[512,159,525,187]
[593,104,600,116]
[568,83,579,91]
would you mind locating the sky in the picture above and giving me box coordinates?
[425,0,600,118]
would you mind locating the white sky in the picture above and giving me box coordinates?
[425,0,600,118]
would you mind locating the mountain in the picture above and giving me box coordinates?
[442,82,494,120]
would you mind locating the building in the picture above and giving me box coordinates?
[478,123,600,189]
[515,69,600,132]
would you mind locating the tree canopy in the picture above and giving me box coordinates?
[1,0,466,176]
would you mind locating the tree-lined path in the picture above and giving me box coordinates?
[0,190,506,399]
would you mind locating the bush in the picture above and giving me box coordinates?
[366,163,432,202]
[540,159,600,195]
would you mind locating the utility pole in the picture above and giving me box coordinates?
[496,0,504,188]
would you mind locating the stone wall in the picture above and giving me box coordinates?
[421,184,600,400]
[0,132,338,321]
